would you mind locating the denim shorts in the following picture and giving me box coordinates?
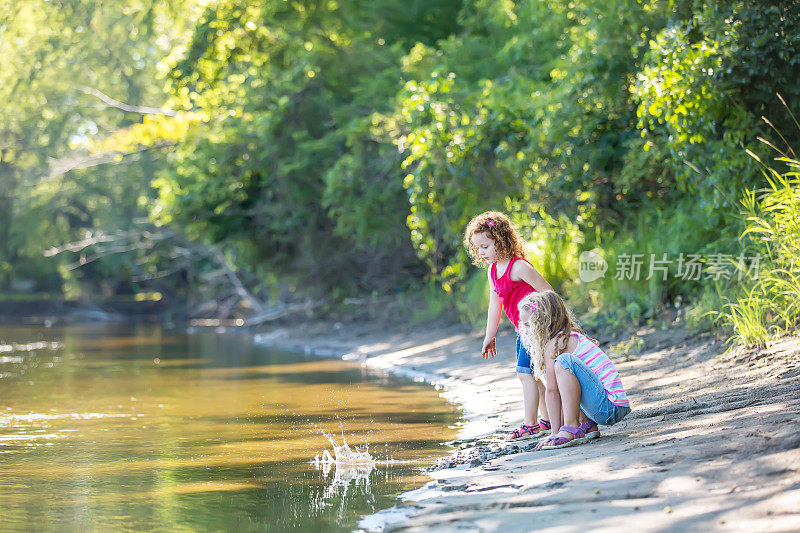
[555,352,631,426]
[515,333,533,374]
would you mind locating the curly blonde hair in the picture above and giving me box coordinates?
[463,211,527,267]
[517,291,597,379]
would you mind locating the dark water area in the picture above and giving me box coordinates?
[0,324,461,531]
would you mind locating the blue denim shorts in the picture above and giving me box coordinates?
[515,333,533,373]
[555,352,631,426]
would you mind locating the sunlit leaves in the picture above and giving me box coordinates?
[0,0,195,290]
[90,113,202,155]
[630,1,800,228]
[146,0,464,292]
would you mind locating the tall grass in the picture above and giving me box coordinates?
[720,154,800,347]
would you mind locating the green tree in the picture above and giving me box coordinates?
[152,0,463,293]
[0,0,193,293]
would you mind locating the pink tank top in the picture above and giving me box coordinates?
[490,256,536,330]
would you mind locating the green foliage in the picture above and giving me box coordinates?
[719,152,800,347]
[721,287,772,349]
[683,288,721,333]
[321,114,411,251]
[632,1,800,228]
[149,0,463,293]
[568,199,731,323]
[408,280,458,326]
[4,0,799,335]
[399,71,524,275]
[409,270,489,329]
[453,270,490,328]
[523,211,581,293]
[396,0,653,284]
[0,0,194,292]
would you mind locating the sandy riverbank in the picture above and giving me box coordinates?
[255,320,800,532]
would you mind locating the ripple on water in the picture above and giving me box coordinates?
[0,341,62,353]
[0,412,132,424]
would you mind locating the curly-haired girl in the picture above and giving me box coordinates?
[464,211,555,440]
[517,290,631,449]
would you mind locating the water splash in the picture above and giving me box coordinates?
[311,432,376,520]
[309,424,418,470]
[325,432,374,466]
[312,432,376,488]
[301,415,374,469]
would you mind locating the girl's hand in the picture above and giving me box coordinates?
[481,337,496,359]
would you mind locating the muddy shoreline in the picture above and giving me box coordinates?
[254,319,800,532]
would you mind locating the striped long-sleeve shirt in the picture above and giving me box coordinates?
[569,331,630,407]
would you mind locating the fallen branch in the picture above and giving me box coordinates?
[43,223,273,319]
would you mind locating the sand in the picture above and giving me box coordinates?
[254,320,800,532]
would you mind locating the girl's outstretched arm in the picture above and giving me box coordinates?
[482,271,502,358]
[513,261,554,292]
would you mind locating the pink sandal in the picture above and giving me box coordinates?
[507,419,551,440]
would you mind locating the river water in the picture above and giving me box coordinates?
[0,324,461,531]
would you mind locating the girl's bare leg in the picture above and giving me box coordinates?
[553,364,582,430]
[517,372,539,425]
[535,379,549,421]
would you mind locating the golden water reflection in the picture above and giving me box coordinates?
[0,324,461,531]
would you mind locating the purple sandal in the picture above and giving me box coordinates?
[579,419,600,440]
[539,425,588,449]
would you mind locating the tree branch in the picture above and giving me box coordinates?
[43,224,274,319]
[77,85,177,116]
[46,141,174,180]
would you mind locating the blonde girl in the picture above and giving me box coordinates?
[517,290,631,449]
[464,211,555,440]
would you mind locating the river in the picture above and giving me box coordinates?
[0,324,461,531]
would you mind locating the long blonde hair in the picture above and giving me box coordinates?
[517,291,596,379]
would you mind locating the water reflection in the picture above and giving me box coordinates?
[312,445,376,522]
[0,324,460,531]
